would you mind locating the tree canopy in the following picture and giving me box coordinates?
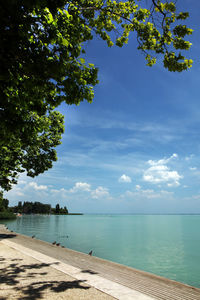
[0,1,193,191]
[11,201,69,215]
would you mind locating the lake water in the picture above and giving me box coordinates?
[2,214,200,288]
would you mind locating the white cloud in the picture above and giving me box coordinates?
[7,186,25,197]
[15,191,25,196]
[5,178,113,208]
[69,182,91,193]
[148,153,178,167]
[91,186,109,199]
[190,167,197,171]
[118,174,132,183]
[18,180,26,185]
[50,188,67,194]
[143,154,182,187]
[28,182,48,191]
[185,154,194,161]
[135,185,141,190]
[124,188,174,200]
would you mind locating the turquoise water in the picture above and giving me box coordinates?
[2,214,200,288]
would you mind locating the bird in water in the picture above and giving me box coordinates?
[32,235,35,238]
[88,250,93,256]
[52,241,56,245]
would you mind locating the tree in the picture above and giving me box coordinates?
[0,111,64,191]
[23,202,33,214]
[11,201,52,214]
[0,192,9,211]
[0,1,193,191]
[55,203,60,214]
[0,191,16,219]
[18,201,22,213]
[63,206,68,214]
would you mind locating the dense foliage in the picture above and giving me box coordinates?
[0,192,16,219]
[52,203,69,215]
[11,201,68,215]
[0,1,193,192]
[0,112,64,191]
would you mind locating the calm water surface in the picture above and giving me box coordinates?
[3,214,200,288]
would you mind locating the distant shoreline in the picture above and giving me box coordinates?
[16,213,84,216]
[64,213,83,215]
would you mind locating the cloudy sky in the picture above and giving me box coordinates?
[6,0,200,213]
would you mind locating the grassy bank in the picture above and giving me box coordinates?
[0,211,16,220]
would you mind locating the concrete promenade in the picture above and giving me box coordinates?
[0,225,200,300]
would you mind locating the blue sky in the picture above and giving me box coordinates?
[6,0,200,213]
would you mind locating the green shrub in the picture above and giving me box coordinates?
[0,211,16,220]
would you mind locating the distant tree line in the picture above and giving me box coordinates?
[11,201,68,215]
[52,203,68,215]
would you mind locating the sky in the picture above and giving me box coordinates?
[6,0,200,214]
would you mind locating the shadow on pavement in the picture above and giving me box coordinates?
[81,269,98,275]
[0,258,90,299]
[0,233,17,240]
[17,279,89,300]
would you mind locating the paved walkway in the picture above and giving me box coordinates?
[0,242,115,300]
[0,226,200,300]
